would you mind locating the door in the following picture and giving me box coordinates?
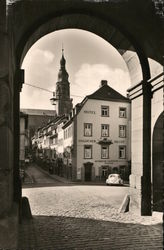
[101,166,109,180]
[84,163,92,181]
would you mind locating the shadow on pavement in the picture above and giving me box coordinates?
[18,215,163,250]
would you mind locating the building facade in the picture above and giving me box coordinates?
[33,80,131,182]
[19,112,29,166]
[63,80,131,181]
[20,108,55,156]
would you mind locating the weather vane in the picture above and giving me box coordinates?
[62,43,64,55]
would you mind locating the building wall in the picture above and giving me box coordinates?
[27,114,54,138]
[63,123,73,149]
[76,99,131,181]
[57,122,64,156]
[20,110,55,153]
[19,117,26,162]
[151,86,163,183]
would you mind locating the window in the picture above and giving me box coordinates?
[53,138,57,144]
[65,129,67,139]
[101,145,109,159]
[101,124,109,137]
[84,123,92,137]
[119,146,126,159]
[101,106,109,117]
[119,107,127,118]
[119,125,126,138]
[68,127,71,138]
[84,145,92,159]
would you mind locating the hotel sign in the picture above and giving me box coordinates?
[84,110,96,114]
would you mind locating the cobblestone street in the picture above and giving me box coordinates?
[18,165,163,249]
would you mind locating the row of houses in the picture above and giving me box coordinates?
[19,109,56,166]
[32,80,131,182]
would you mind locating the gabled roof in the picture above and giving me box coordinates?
[62,82,130,129]
[37,114,66,131]
[86,84,130,103]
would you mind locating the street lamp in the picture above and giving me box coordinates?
[50,92,57,105]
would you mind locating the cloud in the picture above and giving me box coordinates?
[20,85,53,110]
[21,54,131,110]
[20,48,57,109]
[71,63,131,105]
[22,48,57,89]
[23,48,55,67]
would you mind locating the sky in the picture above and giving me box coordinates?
[20,29,131,110]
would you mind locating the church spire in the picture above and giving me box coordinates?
[58,47,68,81]
[62,43,64,56]
[60,44,66,69]
[53,48,73,116]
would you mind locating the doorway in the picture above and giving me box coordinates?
[84,163,93,181]
[153,112,164,212]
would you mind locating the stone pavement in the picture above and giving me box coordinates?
[18,215,163,250]
[18,165,163,250]
[23,164,106,186]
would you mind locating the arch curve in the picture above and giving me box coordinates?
[16,12,150,85]
[152,111,164,212]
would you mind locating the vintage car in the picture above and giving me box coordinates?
[106,174,123,186]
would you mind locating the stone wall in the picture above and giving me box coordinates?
[0,1,19,248]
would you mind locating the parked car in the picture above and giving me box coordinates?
[106,174,123,186]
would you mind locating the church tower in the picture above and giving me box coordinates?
[52,49,73,116]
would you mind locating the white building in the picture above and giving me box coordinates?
[19,112,29,166]
[63,80,131,182]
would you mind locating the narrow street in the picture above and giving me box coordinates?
[18,164,163,250]
[23,164,66,187]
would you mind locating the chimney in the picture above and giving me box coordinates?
[100,80,108,87]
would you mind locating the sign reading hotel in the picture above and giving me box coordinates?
[84,110,96,114]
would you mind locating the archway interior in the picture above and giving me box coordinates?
[153,111,164,212]
[20,28,132,110]
[18,17,150,217]
[18,13,145,88]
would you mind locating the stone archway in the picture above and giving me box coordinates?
[0,1,164,247]
[14,8,152,216]
[17,13,149,84]
[14,11,154,216]
[152,111,164,212]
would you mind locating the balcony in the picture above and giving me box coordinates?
[97,138,113,145]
